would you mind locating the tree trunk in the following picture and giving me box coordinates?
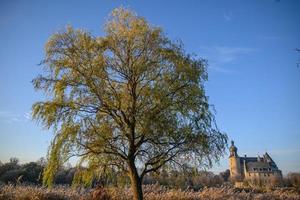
[129,161,143,200]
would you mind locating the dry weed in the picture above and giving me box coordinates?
[0,184,299,200]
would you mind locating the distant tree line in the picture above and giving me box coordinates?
[143,167,230,190]
[0,157,229,189]
[0,158,74,186]
[0,158,299,189]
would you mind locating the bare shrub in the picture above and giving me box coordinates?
[91,186,111,200]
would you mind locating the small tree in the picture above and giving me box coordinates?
[32,7,227,200]
[22,162,44,184]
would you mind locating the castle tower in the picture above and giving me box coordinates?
[229,141,242,180]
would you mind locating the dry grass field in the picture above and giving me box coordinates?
[0,184,299,200]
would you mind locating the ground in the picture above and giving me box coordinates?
[0,184,300,200]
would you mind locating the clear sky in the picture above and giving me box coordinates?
[0,0,299,175]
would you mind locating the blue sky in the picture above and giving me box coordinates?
[0,0,299,175]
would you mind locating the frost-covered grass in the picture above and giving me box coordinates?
[0,184,299,200]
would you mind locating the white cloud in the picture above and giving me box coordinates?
[0,110,31,123]
[24,111,32,120]
[223,13,232,21]
[223,11,234,22]
[199,46,256,73]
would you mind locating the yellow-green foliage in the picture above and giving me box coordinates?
[43,123,80,186]
[32,7,227,191]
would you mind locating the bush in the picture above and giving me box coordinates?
[288,173,300,189]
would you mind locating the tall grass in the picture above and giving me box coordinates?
[0,184,299,200]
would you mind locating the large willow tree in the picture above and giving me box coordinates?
[32,8,227,200]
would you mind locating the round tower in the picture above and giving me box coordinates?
[229,141,242,181]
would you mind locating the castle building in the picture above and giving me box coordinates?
[229,141,282,182]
